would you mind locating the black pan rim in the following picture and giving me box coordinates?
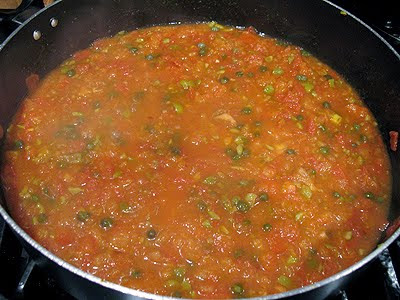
[1,0,400,299]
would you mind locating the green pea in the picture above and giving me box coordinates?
[129,47,139,54]
[296,74,308,81]
[241,107,252,115]
[353,124,361,131]
[235,71,244,77]
[145,54,155,60]
[286,149,296,155]
[66,69,76,77]
[219,77,229,84]
[37,213,48,224]
[100,217,113,229]
[76,210,90,222]
[199,48,207,56]
[146,228,157,240]
[319,146,330,155]
[14,140,24,150]
[360,134,368,143]
[259,66,268,72]
[259,193,269,201]
[235,200,250,212]
[197,201,207,211]
[322,101,331,109]
[93,101,101,109]
[364,192,375,200]
[262,223,272,232]
[231,283,244,296]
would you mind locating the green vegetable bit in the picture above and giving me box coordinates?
[262,223,272,232]
[235,71,244,77]
[146,228,157,240]
[130,270,142,278]
[37,213,48,224]
[245,193,257,204]
[129,47,138,54]
[296,115,304,121]
[173,102,184,114]
[197,201,207,211]
[76,210,90,222]
[302,82,314,92]
[233,249,244,258]
[263,85,275,95]
[241,107,252,115]
[286,149,296,155]
[353,124,361,131]
[203,176,217,185]
[14,140,24,150]
[259,193,269,201]
[100,217,113,229]
[219,77,230,84]
[272,67,284,75]
[172,291,182,298]
[322,101,331,109]
[278,275,292,288]
[145,54,155,60]
[301,185,312,199]
[259,66,268,72]
[235,200,250,212]
[364,192,375,200]
[333,191,341,198]
[360,134,368,143]
[301,50,311,56]
[180,80,195,90]
[319,146,330,155]
[66,69,76,77]
[296,74,308,81]
[173,267,186,279]
[231,283,245,296]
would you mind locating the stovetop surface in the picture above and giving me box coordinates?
[1,1,400,299]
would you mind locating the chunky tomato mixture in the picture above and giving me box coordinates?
[1,23,391,298]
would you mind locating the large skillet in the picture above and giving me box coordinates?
[1,0,400,299]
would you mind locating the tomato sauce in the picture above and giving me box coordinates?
[1,23,391,298]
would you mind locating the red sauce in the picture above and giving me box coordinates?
[1,23,391,298]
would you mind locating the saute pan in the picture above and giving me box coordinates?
[1,0,400,299]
